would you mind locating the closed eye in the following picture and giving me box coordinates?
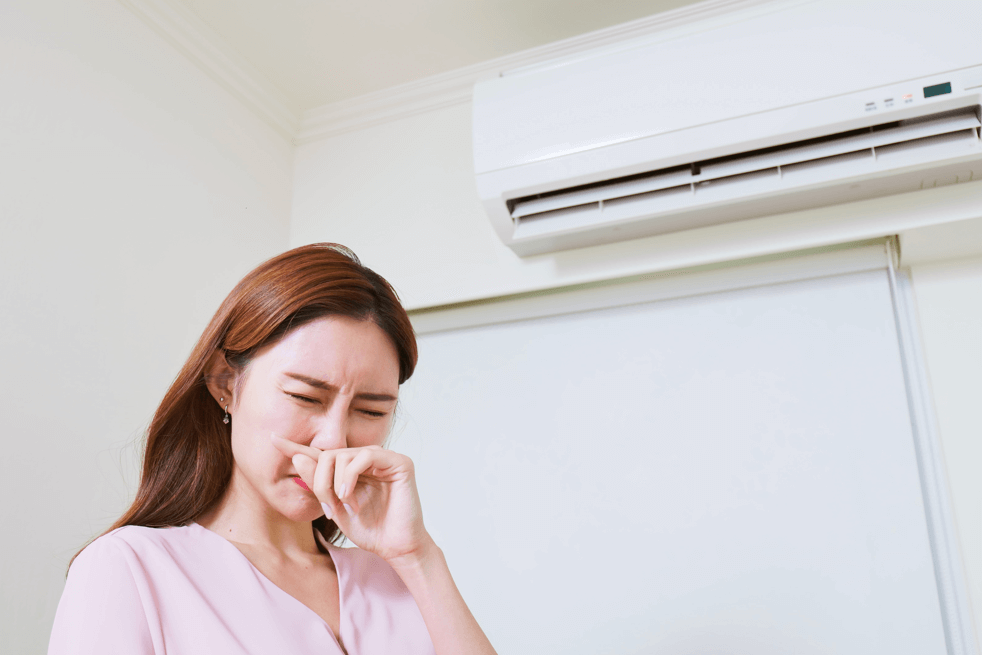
[288,393,319,405]
[359,409,388,418]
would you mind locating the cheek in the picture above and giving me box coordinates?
[230,394,311,471]
[239,384,313,433]
[348,416,394,448]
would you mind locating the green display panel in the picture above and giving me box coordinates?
[923,82,952,98]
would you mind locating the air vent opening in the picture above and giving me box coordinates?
[506,164,690,216]
[781,149,872,176]
[510,105,981,226]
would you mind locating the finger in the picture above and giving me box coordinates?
[340,449,382,514]
[334,450,355,513]
[314,450,341,520]
[270,432,321,460]
[291,453,317,490]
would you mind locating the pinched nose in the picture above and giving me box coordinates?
[308,415,349,451]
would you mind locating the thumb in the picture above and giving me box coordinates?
[291,452,317,486]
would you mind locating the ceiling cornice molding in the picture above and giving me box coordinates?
[120,0,787,145]
[119,0,300,140]
[296,0,784,145]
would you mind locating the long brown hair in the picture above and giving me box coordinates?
[71,243,417,567]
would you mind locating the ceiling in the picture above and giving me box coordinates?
[177,0,704,114]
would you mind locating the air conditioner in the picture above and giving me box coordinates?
[473,0,982,257]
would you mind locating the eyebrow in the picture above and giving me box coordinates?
[283,372,397,402]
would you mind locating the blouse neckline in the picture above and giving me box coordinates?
[187,521,347,650]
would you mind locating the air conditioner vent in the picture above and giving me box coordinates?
[509,106,982,241]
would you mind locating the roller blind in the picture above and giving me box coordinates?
[394,247,947,655]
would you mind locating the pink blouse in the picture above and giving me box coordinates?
[48,522,435,654]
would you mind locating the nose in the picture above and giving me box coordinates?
[308,405,348,451]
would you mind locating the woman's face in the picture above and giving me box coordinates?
[225,315,401,522]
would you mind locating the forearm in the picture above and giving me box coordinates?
[388,538,497,655]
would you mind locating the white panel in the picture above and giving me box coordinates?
[409,241,889,334]
[910,257,982,652]
[394,268,946,654]
[473,0,982,174]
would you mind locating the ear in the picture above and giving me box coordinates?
[204,351,236,409]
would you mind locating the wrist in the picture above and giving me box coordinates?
[386,533,444,579]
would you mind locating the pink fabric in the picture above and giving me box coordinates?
[48,523,435,654]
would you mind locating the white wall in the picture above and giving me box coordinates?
[0,2,293,652]
[292,102,490,309]
[910,257,982,647]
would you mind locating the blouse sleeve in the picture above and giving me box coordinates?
[48,535,156,655]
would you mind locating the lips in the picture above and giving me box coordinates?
[290,476,311,492]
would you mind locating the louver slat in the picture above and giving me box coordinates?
[510,108,981,223]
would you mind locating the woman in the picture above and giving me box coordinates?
[49,243,497,655]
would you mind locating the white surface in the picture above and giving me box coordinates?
[889,257,976,655]
[473,0,982,174]
[473,0,982,254]
[171,0,705,110]
[408,241,889,334]
[0,2,292,652]
[901,216,982,267]
[911,256,982,653]
[394,268,947,654]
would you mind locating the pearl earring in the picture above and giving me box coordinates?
[221,397,230,425]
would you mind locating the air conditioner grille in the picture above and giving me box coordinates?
[510,107,982,224]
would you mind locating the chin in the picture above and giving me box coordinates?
[272,489,324,523]
[277,503,324,524]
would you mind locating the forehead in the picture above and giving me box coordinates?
[257,316,400,388]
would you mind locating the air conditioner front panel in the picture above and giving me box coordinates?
[477,79,982,256]
[473,0,982,256]
[473,0,982,175]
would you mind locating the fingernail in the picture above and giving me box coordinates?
[339,484,347,499]
[320,503,333,520]
[343,503,353,515]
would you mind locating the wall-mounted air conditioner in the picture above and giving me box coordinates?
[473,0,982,257]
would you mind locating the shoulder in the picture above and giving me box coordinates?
[78,523,193,553]
[71,524,197,576]
[52,529,165,653]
